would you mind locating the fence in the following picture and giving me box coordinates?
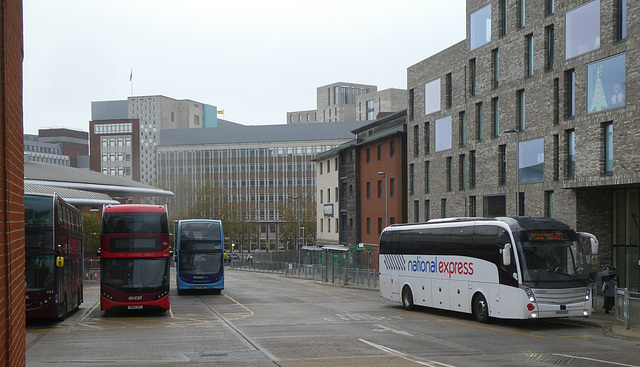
[615,287,640,329]
[228,260,378,289]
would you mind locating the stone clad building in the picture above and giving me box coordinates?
[407,0,639,289]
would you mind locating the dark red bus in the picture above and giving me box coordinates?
[25,193,84,320]
[99,204,171,313]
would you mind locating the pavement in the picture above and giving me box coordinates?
[569,298,640,341]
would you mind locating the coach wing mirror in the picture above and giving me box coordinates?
[502,243,512,267]
[96,248,101,258]
[578,232,599,255]
[56,256,64,268]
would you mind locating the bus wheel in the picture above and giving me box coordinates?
[472,294,489,323]
[402,286,414,311]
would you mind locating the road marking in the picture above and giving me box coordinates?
[372,324,413,337]
[552,353,640,367]
[359,339,457,367]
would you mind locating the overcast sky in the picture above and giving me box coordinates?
[23,0,466,135]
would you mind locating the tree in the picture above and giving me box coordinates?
[83,213,101,255]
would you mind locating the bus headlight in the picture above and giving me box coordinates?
[585,289,590,301]
[525,287,535,302]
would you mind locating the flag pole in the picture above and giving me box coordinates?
[129,68,133,96]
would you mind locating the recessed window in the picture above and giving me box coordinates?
[565,69,576,118]
[525,34,534,77]
[499,144,507,186]
[566,129,575,179]
[470,4,492,50]
[519,0,526,28]
[425,79,441,115]
[604,123,613,174]
[476,103,483,141]
[459,111,466,147]
[446,157,453,192]
[435,116,452,152]
[519,138,544,183]
[492,98,500,138]
[565,0,600,59]
[616,0,627,41]
[546,25,555,71]
[587,54,626,114]
[517,90,526,130]
[492,48,500,88]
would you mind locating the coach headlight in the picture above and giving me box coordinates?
[585,289,590,301]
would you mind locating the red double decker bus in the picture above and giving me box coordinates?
[99,204,171,313]
[25,193,84,320]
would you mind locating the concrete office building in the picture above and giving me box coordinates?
[156,119,369,251]
[90,96,218,184]
[24,136,70,167]
[407,0,639,288]
[287,82,407,124]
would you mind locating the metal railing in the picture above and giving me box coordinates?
[615,287,640,329]
[228,260,379,289]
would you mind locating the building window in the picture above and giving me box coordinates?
[424,200,430,221]
[366,147,371,163]
[553,134,560,180]
[441,199,447,218]
[553,78,560,124]
[366,218,371,235]
[616,0,627,41]
[424,122,431,154]
[476,103,483,141]
[377,144,382,160]
[446,157,453,192]
[587,54,626,114]
[517,90,525,131]
[390,177,396,197]
[459,111,466,147]
[545,25,554,71]
[390,140,396,157]
[492,97,499,138]
[445,73,452,108]
[470,4,491,50]
[377,180,383,198]
[565,69,576,118]
[425,161,430,194]
[409,164,415,196]
[519,138,544,183]
[499,144,507,186]
[545,191,555,218]
[414,201,420,222]
[469,196,477,216]
[499,0,507,37]
[566,129,575,179]
[546,0,554,16]
[492,48,499,89]
[519,0,526,28]
[525,34,533,77]
[459,154,466,191]
[377,217,382,235]
[469,58,477,96]
[408,89,414,120]
[366,100,375,120]
[565,0,600,59]
[435,116,452,152]
[604,122,613,174]
[470,150,477,189]
[413,124,420,157]
[366,182,371,199]
[425,78,441,115]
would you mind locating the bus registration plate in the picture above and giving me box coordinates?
[556,310,568,315]
[128,305,143,310]
[196,286,207,290]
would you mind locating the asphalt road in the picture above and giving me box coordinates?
[26,269,640,367]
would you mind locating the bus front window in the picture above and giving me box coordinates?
[103,258,169,290]
[179,252,223,275]
[25,255,55,291]
[516,230,590,287]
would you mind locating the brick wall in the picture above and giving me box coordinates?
[0,0,26,365]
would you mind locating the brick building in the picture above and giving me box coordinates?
[407,0,638,289]
[0,0,26,365]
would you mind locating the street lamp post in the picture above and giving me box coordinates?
[377,171,388,227]
[503,129,520,216]
[293,195,300,251]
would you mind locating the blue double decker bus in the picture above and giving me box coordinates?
[175,219,224,294]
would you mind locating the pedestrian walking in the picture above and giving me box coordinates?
[604,276,618,314]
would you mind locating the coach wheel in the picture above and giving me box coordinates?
[472,294,489,323]
[402,286,414,311]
